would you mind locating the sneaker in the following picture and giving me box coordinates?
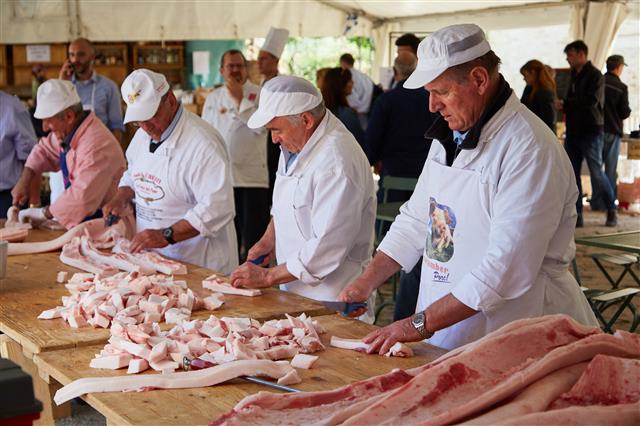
[605,209,617,227]
[576,214,584,228]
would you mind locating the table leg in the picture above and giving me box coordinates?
[0,335,71,424]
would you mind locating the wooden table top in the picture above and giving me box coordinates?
[575,231,640,254]
[35,314,447,426]
[0,229,330,354]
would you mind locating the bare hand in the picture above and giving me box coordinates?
[338,278,374,317]
[11,176,32,207]
[246,239,274,267]
[362,317,422,355]
[226,78,244,108]
[102,195,129,218]
[230,263,272,289]
[59,60,74,80]
[129,229,168,253]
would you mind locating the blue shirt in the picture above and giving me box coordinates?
[0,91,37,190]
[72,72,124,131]
[283,149,298,172]
[453,130,469,146]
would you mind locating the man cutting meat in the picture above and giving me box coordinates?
[339,24,597,351]
[102,69,237,274]
[229,76,377,322]
[11,79,126,230]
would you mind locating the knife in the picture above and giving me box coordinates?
[320,301,367,316]
[105,213,119,227]
[241,376,302,393]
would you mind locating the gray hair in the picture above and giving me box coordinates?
[286,101,326,125]
[54,102,84,119]
[394,54,417,79]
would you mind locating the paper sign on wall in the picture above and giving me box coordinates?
[26,45,51,63]
[193,51,210,76]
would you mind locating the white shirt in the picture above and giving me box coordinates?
[120,110,238,273]
[275,112,376,301]
[379,93,597,332]
[347,68,374,114]
[202,81,268,188]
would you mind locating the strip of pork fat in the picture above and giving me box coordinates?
[54,359,295,405]
[501,402,640,426]
[347,328,640,425]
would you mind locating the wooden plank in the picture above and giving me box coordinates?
[0,229,330,354]
[34,314,447,426]
[1,335,71,425]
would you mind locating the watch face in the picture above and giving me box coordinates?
[163,227,173,239]
[412,312,425,327]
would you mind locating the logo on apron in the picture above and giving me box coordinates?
[426,197,456,263]
[134,174,165,204]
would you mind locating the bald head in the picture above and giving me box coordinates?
[70,38,94,54]
[394,51,417,80]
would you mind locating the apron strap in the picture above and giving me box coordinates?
[58,148,71,189]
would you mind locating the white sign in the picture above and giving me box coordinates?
[26,45,51,63]
[193,51,210,76]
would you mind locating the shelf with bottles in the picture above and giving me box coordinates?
[133,44,184,67]
[93,43,128,67]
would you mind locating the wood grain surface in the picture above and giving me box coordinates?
[0,229,330,354]
[35,314,447,426]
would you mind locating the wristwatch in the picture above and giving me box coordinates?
[411,311,434,339]
[162,226,176,245]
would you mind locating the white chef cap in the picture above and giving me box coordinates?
[34,79,81,119]
[261,27,290,58]
[121,69,170,124]
[404,23,491,89]
[248,76,322,129]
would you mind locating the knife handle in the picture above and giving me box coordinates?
[249,254,267,265]
[342,302,368,316]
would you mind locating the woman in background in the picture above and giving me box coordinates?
[320,67,365,151]
[520,60,557,132]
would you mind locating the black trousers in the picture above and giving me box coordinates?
[393,259,422,321]
[0,190,12,219]
[234,187,271,262]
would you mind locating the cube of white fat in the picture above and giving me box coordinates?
[144,312,162,323]
[127,358,149,374]
[147,294,168,304]
[292,328,306,338]
[149,360,179,373]
[90,354,132,369]
[93,313,111,328]
[203,294,224,311]
[290,353,319,369]
[56,271,68,283]
[38,307,65,320]
[69,273,94,283]
[149,341,168,363]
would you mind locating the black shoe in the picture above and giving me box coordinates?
[576,214,584,228]
[605,209,617,227]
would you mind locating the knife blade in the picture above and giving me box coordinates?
[241,376,302,393]
[321,301,367,316]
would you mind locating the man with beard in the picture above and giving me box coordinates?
[202,50,269,262]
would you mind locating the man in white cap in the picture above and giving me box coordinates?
[229,76,376,322]
[258,27,290,202]
[11,79,126,229]
[102,69,237,273]
[339,23,597,352]
[202,49,269,262]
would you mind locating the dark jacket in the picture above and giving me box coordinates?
[604,72,631,136]
[365,79,438,177]
[563,61,605,136]
[521,86,557,132]
[334,105,365,151]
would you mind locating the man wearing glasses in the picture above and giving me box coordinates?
[202,50,269,263]
[103,69,238,273]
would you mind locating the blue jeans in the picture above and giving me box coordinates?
[564,132,615,214]
[590,132,621,209]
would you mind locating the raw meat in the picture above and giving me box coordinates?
[81,237,155,274]
[0,227,29,243]
[214,315,640,426]
[203,275,262,296]
[385,342,413,358]
[54,359,297,405]
[290,354,318,369]
[113,239,187,275]
[550,355,640,409]
[329,336,369,352]
[60,237,119,276]
[501,402,640,426]
[9,217,131,256]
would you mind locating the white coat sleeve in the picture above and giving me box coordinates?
[285,169,369,285]
[451,136,570,313]
[182,142,235,238]
[376,169,430,272]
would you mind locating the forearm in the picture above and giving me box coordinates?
[170,219,200,243]
[267,264,296,286]
[261,219,276,246]
[29,174,41,205]
[424,293,478,334]
[358,251,402,293]
[115,186,135,204]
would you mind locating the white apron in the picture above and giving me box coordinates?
[417,157,595,350]
[130,141,236,274]
[272,156,375,324]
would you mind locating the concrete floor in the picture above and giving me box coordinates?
[55,208,639,425]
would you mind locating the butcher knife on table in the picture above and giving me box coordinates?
[320,301,367,316]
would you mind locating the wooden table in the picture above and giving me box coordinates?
[0,229,330,424]
[575,231,640,254]
[35,314,446,425]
